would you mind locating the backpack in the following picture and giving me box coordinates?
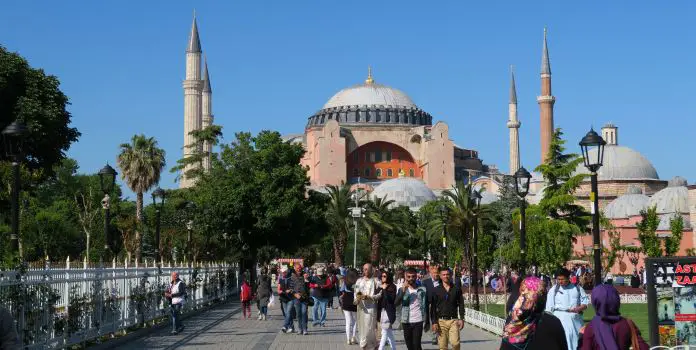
[240,284,252,301]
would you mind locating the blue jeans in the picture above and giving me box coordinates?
[284,299,308,332]
[260,305,268,316]
[170,303,183,332]
[284,299,307,331]
[312,297,328,325]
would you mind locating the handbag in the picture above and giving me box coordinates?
[627,319,647,350]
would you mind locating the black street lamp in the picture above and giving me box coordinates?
[98,164,117,259]
[2,121,28,255]
[470,189,482,311]
[152,187,166,266]
[580,128,606,286]
[513,166,532,273]
[439,204,449,267]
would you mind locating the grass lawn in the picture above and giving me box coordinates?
[475,303,650,342]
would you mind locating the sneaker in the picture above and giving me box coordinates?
[347,340,351,345]
[281,327,293,333]
[350,337,357,344]
[302,331,308,335]
[170,330,178,335]
[258,314,263,320]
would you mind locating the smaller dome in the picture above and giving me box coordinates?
[604,193,650,219]
[473,184,499,205]
[657,213,692,231]
[649,182,689,214]
[668,176,688,187]
[371,177,436,211]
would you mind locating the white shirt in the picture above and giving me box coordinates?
[171,281,185,305]
[407,287,422,323]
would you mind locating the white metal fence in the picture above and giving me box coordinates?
[463,307,505,336]
[0,259,238,349]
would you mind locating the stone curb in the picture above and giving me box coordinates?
[89,296,237,349]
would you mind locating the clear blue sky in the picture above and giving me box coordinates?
[1,1,695,200]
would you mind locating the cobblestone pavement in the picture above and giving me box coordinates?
[120,298,500,349]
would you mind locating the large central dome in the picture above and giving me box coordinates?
[574,145,659,181]
[324,83,416,109]
[306,68,432,128]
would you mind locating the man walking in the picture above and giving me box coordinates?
[310,266,332,326]
[421,264,440,345]
[430,266,465,350]
[282,264,309,335]
[165,272,187,335]
[354,263,380,349]
[545,268,589,350]
[397,267,429,350]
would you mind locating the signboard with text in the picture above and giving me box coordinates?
[647,257,696,346]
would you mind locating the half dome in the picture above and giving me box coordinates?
[371,177,436,211]
[574,145,659,181]
[603,192,650,219]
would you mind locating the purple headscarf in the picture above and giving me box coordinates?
[590,284,622,350]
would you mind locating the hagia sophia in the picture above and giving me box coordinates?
[179,16,696,271]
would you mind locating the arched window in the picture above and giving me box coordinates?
[387,169,393,177]
[353,168,359,177]
[364,168,371,177]
[376,168,383,178]
[409,168,415,177]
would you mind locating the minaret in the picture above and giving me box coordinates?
[201,57,213,171]
[507,66,521,174]
[181,14,203,188]
[537,27,556,164]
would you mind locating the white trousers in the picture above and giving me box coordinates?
[343,310,357,341]
[378,328,396,350]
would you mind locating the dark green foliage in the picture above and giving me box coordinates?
[637,206,661,257]
[666,214,684,256]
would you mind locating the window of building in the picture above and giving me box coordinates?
[376,168,382,177]
[370,152,376,162]
[409,168,415,177]
[386,152,392,161]
[375,150,382,162]
[365,152,369,162]
[353,152,359,162]
[387,169,393,177]
[353,168,359,177]
[364,168,371,177]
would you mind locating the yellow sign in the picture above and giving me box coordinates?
[589,192,595,202]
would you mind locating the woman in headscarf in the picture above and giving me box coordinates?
[501,276,567,350]
[578,284,649,350]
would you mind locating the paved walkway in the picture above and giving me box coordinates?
[121,298,500,349]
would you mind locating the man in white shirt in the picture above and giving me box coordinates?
[545,268,589,350]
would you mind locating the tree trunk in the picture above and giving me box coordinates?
[333,232,345,267]
[86,231,90,262]
[370,231,380,264]
[135,191,143,263]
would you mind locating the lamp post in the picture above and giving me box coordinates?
[152,187,166,266]
[470,189,482,310]
[513,166,532,274]
[184,201,196,265]
[580,128,606,286]
[350,187,365,268]
[2,121,28,256]
[98,164,117,261]
[439,204,449,267]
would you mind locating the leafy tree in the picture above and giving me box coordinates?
[170,125,223,183]
[666,214,684,256]
[637,206,661,257]
[381,206,416,265]
[442,181,478,270]
[601,215,624,276]
[116,134,166,262]
[0,46,80,178]
[535,128,589,229]
[488,176,519,268]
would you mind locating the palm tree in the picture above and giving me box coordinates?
[442,181,478,269]
[117,134,166,262]
[363,196,397,264]
[325,183,353,266]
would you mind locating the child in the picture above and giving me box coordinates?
[240,279,252,319]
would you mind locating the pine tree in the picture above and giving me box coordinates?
[171,125,223,183]
[535,128,590,230]
[490,176,518,268]
[665,214,684,256]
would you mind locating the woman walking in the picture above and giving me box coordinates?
[341,268,359,345]
[500,276,567,350]
[578,284,649,350]
[377,270,397,350]
[256,267,272,321]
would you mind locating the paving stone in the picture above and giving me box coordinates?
[118,297,500,349]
